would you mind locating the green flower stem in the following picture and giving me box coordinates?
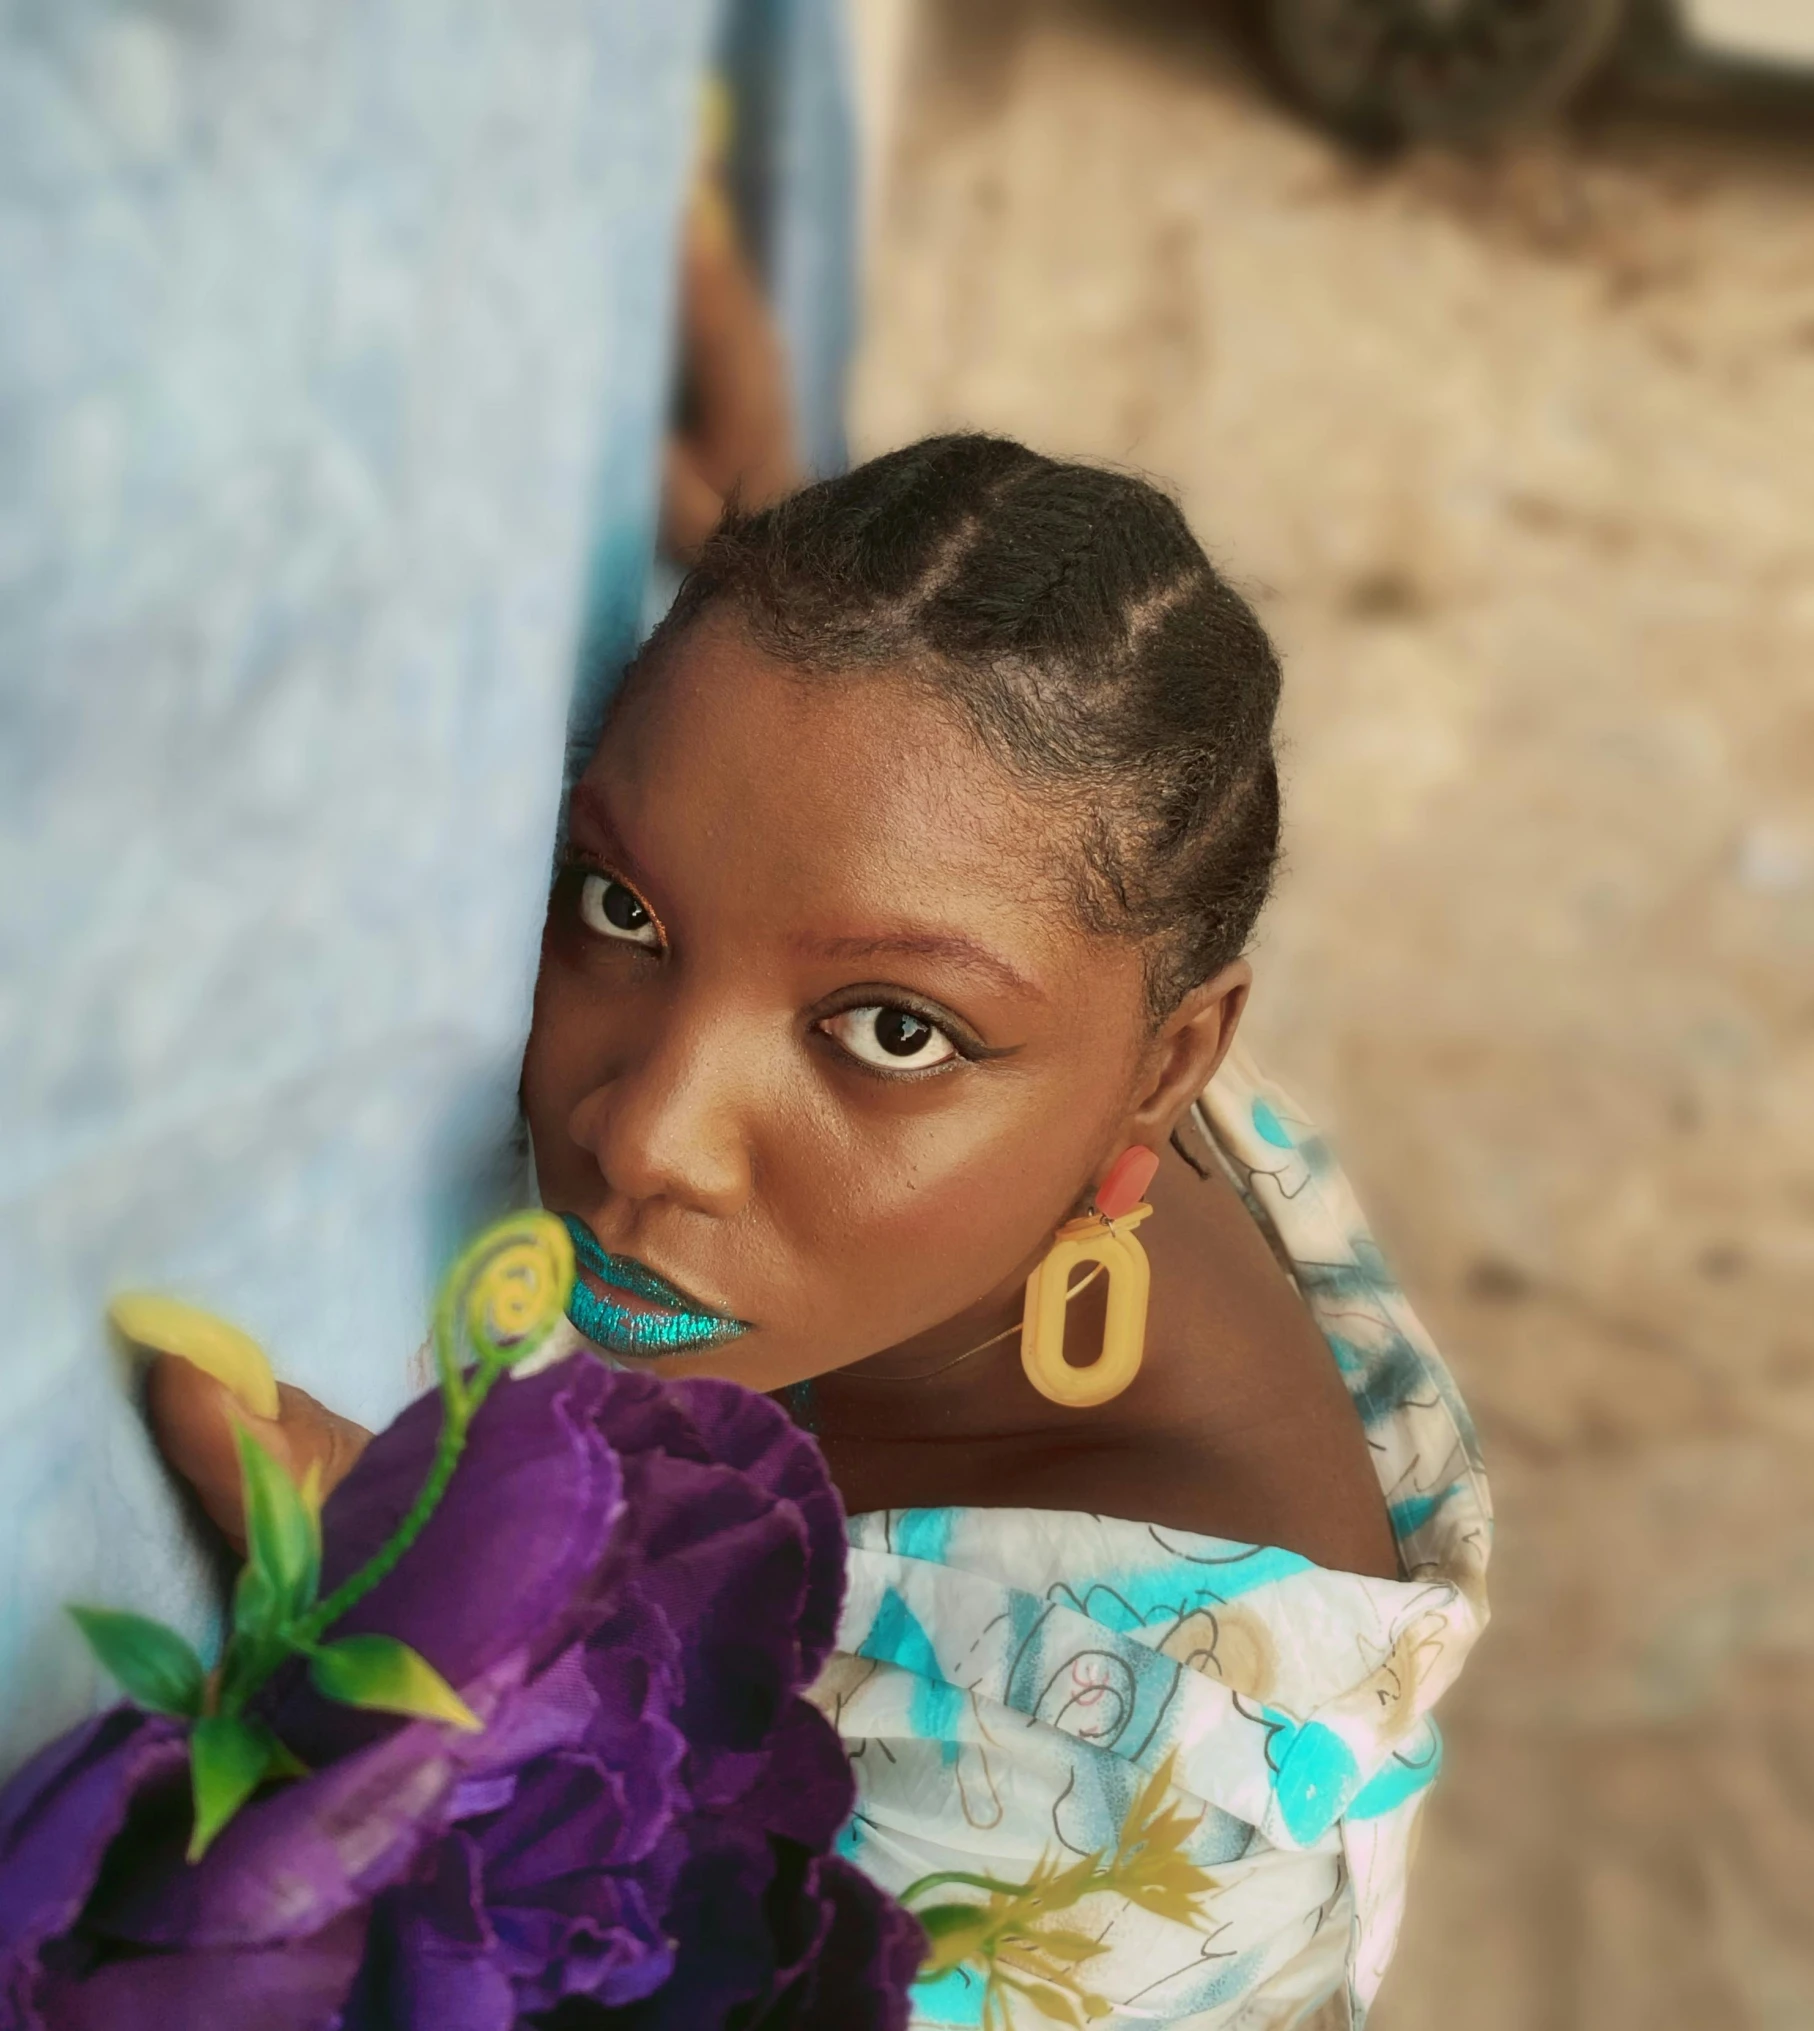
[60,1215,578,1856]
[898,1870,1045,1906]
[288,1362,500,1650]
[285,1215,569,1650]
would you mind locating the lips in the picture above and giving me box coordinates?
[556,1214,750,1359]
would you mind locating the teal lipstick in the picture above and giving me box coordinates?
[558,1214,750,1359]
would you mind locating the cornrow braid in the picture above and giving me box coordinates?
[635,433,1283,1021]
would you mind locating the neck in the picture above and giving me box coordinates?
[806,1268,1137,1448]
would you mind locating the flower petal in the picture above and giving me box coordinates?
[92,1659,529,1949]
[488,1859,676,2013]
[36,1909,367,2031]
[787,1855,925,2031]
[611,1454,814,1754]
[722,1699,854,1851]
[273,1359,625,1762]
[663,1379,848,1680]
[598,1819,779,2030]
[1,1360,911,2031]
[340,1837,515,2031]
[478,1751,659,1890]
[0,1708,187,1978]
[589,1374,846,1683]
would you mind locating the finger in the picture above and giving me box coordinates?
[674,191,798,507]
[660,436,727,564]
[271,1382,371,1503]
[146,1353,264,1551]
[146,1359,374,1555]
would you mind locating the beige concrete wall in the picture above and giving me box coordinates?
[850,4,1814,2022]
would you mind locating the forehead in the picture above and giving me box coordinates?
[589,619,1077,940]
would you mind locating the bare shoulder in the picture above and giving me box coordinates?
[1018,1137,1401,1578]
[820,1135,1400,1580]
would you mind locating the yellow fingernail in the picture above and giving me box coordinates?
[690,177,737,257]
[108,1293,282,1420]
[699,76,735,169]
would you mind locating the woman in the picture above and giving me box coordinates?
[154,436,1490,2027]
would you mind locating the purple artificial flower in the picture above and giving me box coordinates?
[0,1358,922,2031]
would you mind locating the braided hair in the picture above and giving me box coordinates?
[634,433,1283,1021]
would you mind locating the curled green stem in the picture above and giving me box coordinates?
[284,1214,574,1651]
[290,1365,501,1647]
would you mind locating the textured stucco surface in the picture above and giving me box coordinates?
[0,0,714,1765]
[2,0,857,1779]
[851,3,1814,2021]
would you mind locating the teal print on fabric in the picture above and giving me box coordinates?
[893,1507,959,1566]
[1296,1133,1334,1176]
[1327,1333,1368,1376]
[1251,1097,1295,1148]
[1319,1330,1428,1431]
[1018,1625,1182,1766]
[1298,1244,1399,1312]
[911,1964,989,2027]
[1055,1741,1143,1856]
[1265,1712,1362,1844]
[1169,1944,1270,2014]
[861,1587,965,1755]
[1387,1486,1456,1540]
[1064,1544,1316,1633]
[1347,1720,1444,1821]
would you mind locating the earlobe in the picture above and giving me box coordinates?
[1131,959,1252,1140]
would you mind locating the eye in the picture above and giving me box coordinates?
[821,1005,960,1074]
[576,872,661,950]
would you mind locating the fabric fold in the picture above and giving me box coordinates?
[815,1048,1491,2030]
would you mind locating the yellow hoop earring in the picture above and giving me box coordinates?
[1019,1146,1159,1409]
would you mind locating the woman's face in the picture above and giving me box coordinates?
[522,614,1186,1393]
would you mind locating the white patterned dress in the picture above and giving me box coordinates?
[808,1047,1492,2029]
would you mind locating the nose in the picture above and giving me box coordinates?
[563,1003,755,1221]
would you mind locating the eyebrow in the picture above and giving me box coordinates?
[570,783,1044,1004]
[793,929,1046,1004]
[567,784,655,890]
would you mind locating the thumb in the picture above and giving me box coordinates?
[146,1352,268,1552]
[146,1356,372,1556]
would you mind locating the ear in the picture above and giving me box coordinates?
[1124,960,1251,1145]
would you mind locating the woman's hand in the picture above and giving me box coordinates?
[146,1354,371,1556]
[660,185,799,565]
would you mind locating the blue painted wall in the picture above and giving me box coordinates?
[0,0,854,1768]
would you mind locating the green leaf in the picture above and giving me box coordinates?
[188,1714,279,1860]
[298,1458,324,1588]
[994,1973,1091,2028]
[231,1553,279,1639]
[915,1902,998,1943]
[913,1901,1001,1977]
[218,1546,304,1715]
[235,1426,319,1624]
[68,1607,206,1717]
[265,1737,311,1779]
[214,1615,300,1720]
[1014,1929,1111,1967]
[308,1635,480,1731]
[996,1971,1103,2028]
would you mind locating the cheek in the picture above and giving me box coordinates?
[520,960,591,1166]
[775,1080,1106,1340]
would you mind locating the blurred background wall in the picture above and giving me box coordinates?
[846,2,1814,2024]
